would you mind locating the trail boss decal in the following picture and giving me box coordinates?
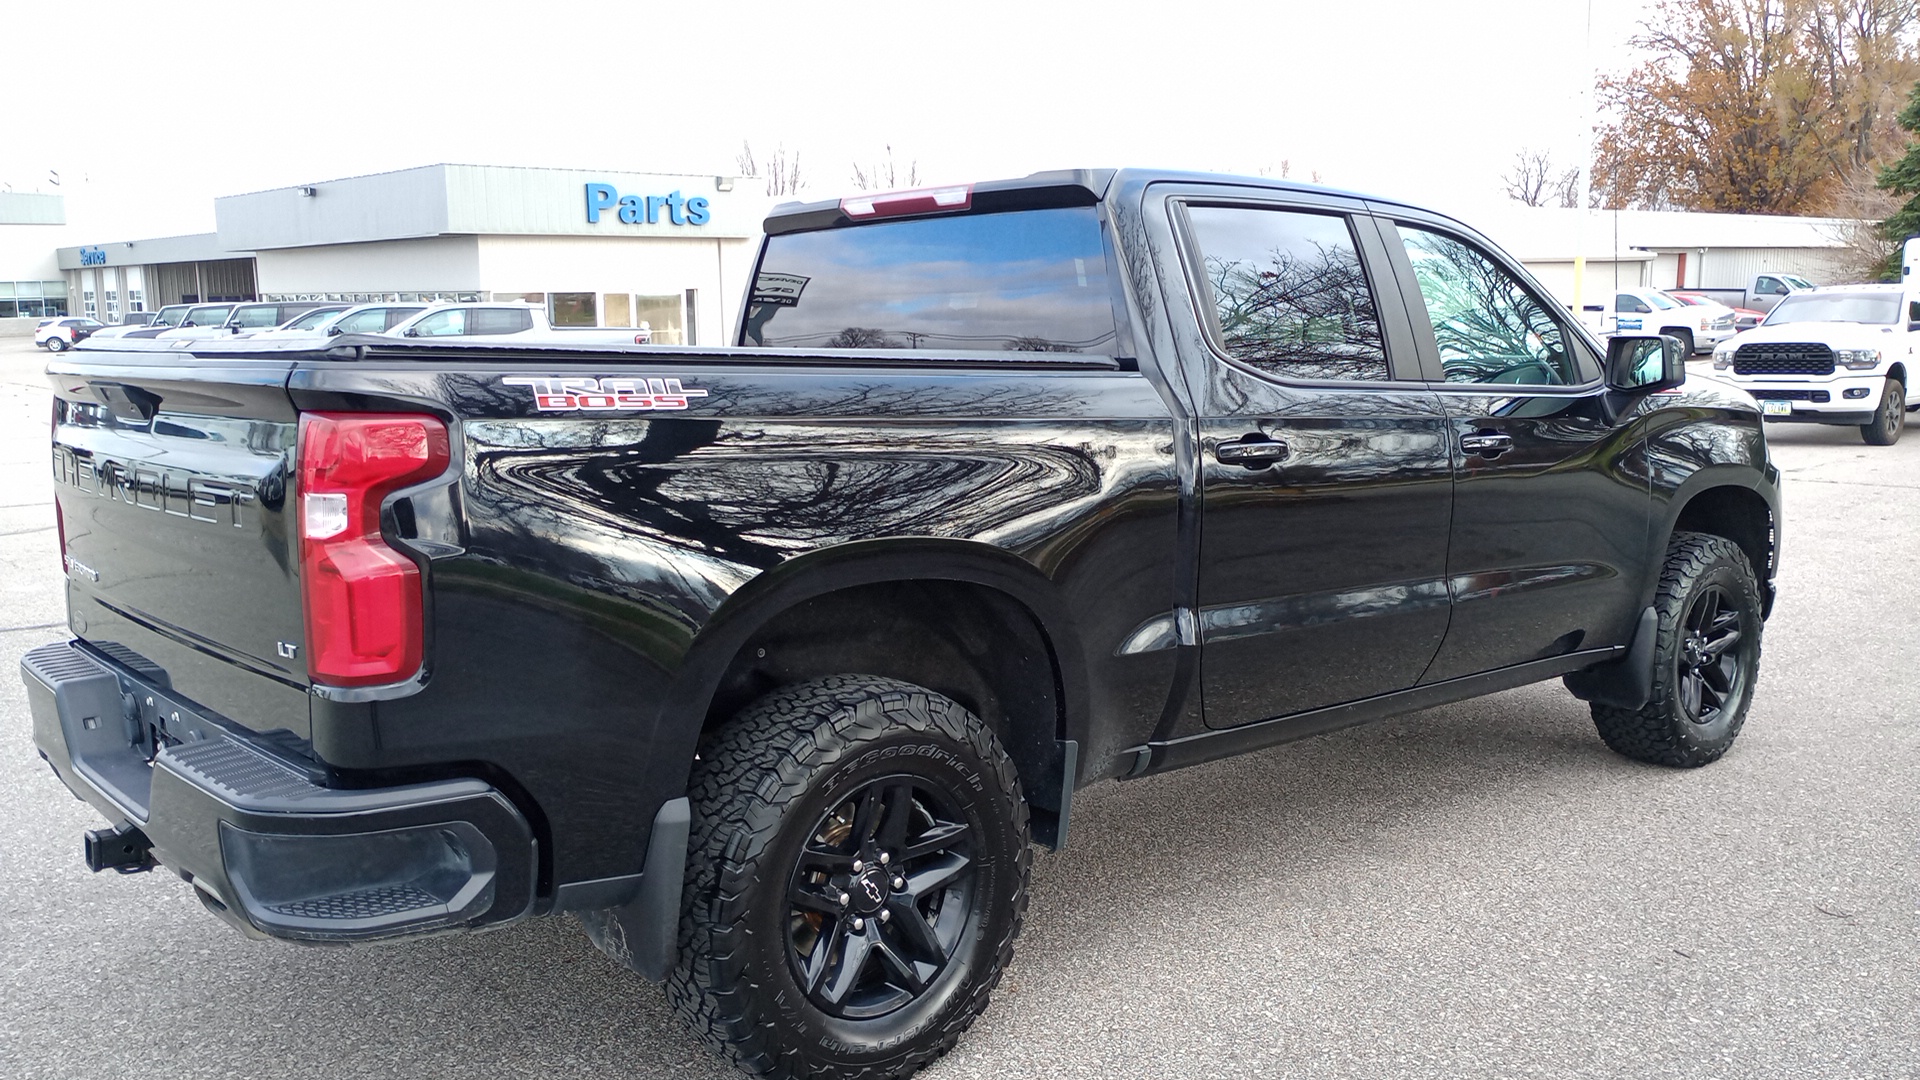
[502,376,709,412]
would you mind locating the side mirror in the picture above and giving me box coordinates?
[1606,334,1686,394]
[326,324,344,336]
[404,328,420,337]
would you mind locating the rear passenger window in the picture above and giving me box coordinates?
[1184,205,1390,382]
[742,207,1118,353]
[470,308,533,335]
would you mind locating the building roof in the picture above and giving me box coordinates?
[1463,205,1854,263]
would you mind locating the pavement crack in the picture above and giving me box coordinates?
[0,621,65,634]
[0,526,55,537]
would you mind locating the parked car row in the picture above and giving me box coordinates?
[76,300,657,351]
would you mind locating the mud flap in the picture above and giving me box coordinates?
[1562,607,1658,710]
[577,797,691,983]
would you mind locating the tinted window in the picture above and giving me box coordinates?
[382,306,425,329]
[1616,294,1649,314]
[1756,277,1783,295]
[232,306,282,328]
[1396,224,1583,386]
[743,207,1118,353]
[1185,205,1388,381]
[469,308,533,335]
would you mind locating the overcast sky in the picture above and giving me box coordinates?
[2,0,1656,241]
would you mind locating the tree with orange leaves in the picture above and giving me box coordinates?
[1594,0,1919,214]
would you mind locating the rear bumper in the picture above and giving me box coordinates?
[21,640,536,943]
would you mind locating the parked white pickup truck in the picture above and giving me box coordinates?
[1710,283,1920,444]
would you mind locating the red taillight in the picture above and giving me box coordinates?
[298,412,450,687]
[840,184,972,220]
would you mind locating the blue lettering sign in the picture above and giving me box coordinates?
[585,183,618,224]
[80,246,107,266]
[584,182,711,227]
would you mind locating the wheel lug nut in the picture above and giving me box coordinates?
[837,892,850,906]
[851,917,865,931]
[879,910,890,923]
[878,852,891,865]
[852,859,864,873]
[891,877,905,890]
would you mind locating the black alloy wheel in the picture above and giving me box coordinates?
[1675,584,1745,726]
[1590,532,1763,767]
[666,675,1029,1080]
[786,776,976,1020]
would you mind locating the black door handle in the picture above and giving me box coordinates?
[1461,431,1513,458]
[1215,437,1289,467]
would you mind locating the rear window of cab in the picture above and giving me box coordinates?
[741,207,1119,354]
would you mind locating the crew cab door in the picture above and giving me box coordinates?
[1157,189,1455,727]
[1370,212,1650,681]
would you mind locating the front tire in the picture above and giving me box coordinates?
[1861,377,1904,445]
[1663,327,1694,356]
[667,675,1030,1080]
[1592,532,1762,767]
[45,336,67,353]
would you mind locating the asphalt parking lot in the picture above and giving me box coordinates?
[0,337,1913,1080]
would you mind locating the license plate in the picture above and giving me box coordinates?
[1761,399,1792,416]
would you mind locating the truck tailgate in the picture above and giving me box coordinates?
[49,353,311,741]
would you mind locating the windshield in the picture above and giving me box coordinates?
[1784,275,1815,290]
[155,306,189,327]
[1764,293,1900,326]
[184,305,233,326]
[1646,292,1678,309]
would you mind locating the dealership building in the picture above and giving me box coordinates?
[48,164,769,345]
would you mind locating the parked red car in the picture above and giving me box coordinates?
[1672,292,1766,330]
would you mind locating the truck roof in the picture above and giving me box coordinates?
[761,168,1399,235]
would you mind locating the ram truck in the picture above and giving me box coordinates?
[1710,283,1919,444]
[23,169,1782,1080]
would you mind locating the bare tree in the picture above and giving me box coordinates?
[736,140,806,197]
[1503,149,1556,206]
[851,145,920,191]
[1550,165,1584,209]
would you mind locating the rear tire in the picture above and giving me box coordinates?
[1591,532,1762,767]
[1861,377,1904,445]
[666,675,1030,1080]
[45,336,67,353]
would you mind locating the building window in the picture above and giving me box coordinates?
[550,293,596,326]
[491,292,546,306]
[603,293,632,327]
[635,294,685,345]
[129,289,145,312]
[83,289,96,320]
[105,290,119,321]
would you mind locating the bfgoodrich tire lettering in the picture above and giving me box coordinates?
[666,675,1029,1080]
[1591,532,1763,767]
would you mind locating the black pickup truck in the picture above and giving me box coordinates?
[23,169,1780,1080]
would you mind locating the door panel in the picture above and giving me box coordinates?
[1376,217,1652,680]
[1422,391,1648,680]
[1170,199,1455,729]
[1198,391,1455,725]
